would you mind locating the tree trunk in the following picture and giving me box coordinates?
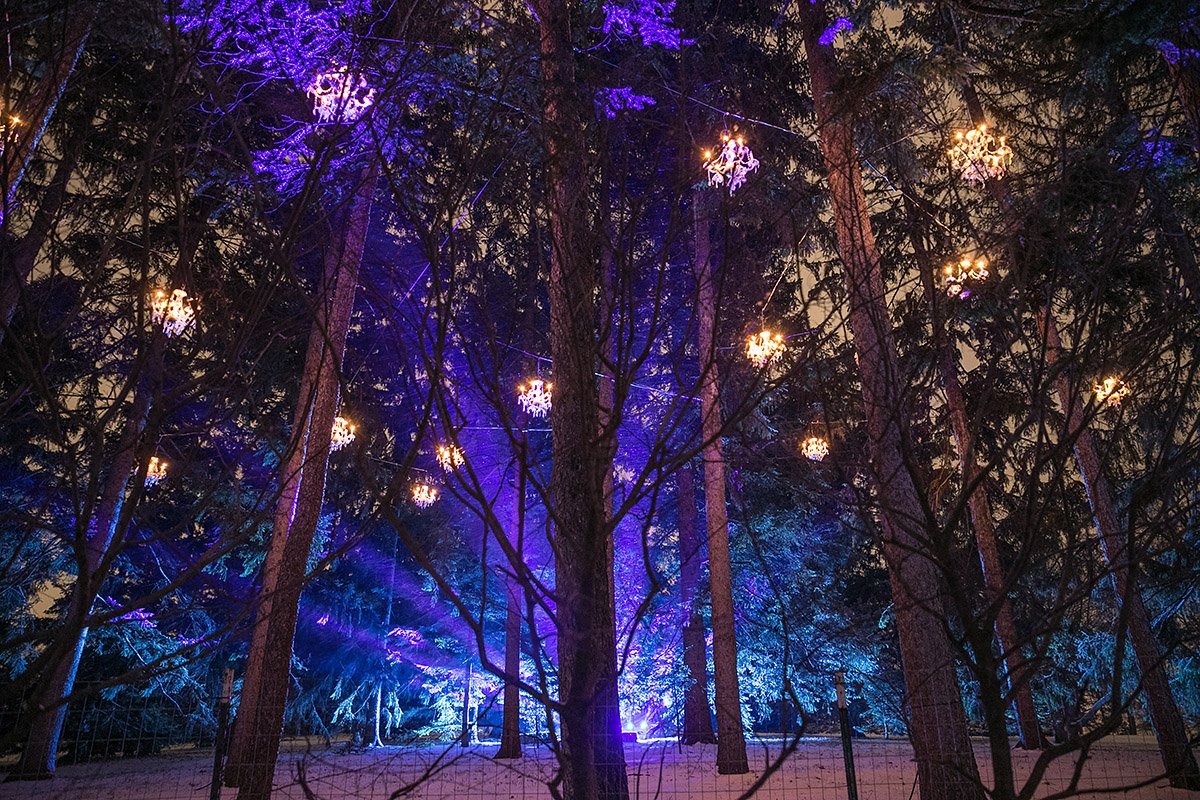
[497,477,525,759]
[691,188,748,774]
[798,5,985,798]
[226,165,376,800]
[460,664,474,747]
[531,0,628,796]
[676,463,716,745]
[903,198,1045,750]
[1,1,97,223]
[373,530,398,748]
[1040,310,1200,790]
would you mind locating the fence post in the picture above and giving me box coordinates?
[210,667,234,800]
[835,670,859,800]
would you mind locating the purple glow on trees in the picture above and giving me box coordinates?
[601,0,690,49]
[818,17,854,46]
[596,86,657,118]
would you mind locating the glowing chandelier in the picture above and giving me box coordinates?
[943,256,989,299]
[436,443,464,471]
[330,416,357,451]
[948,124,1012,184]
[745,329,785,369]
[411,482,439,508]
[703,131,759,194]
[1093,376,1128,407]
[517,378,552,418]
[801,436,829,462]
[149,289,196,337]
[307,69,375,124]
[145,456,168,487]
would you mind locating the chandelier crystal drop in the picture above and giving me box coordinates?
[943,256,989,298]
[801,436,830,462]
[517,379,553,418]
[703,131,759,194]
[1093,376,1128,407]
[145,456,168,487]
[436,443,464,471]
[745,329,785,368]
[411,482,439,508]
[306,69,375,124]
[948,124,1012,184]
[149,289,196,337]
[330,416,357,451]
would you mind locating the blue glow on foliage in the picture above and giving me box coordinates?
[601,0,691,49]
[819,17,853,46]
[597,86,657,118]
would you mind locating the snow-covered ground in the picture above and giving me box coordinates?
[2,735,1191,799]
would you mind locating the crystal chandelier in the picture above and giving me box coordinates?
[745,329,785,368]
[149,289,196,337]
[703,131,759,194]
[436,443,464,471]
[411,482,439,508]
[801,436,829,462]
[1093,376,1128,407]
[948,124,1012,184]
[306,69,375,124]
[518,379,553,418]
[330,416,357,451]
[145,456,168,487]
[943,256,989,299]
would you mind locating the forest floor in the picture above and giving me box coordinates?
[1,734,1192,799]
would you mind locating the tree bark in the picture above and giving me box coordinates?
[226,165,377,800]
[460,663,474,747]
[692,188,748,774]
[1040,310,1200,790]
[373,530,398,748]
[676,463,716,745]
[798,5,985,798]
[530,0,628,796]
[497,477,525,759]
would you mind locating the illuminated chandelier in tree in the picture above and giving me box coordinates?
[703,131,759,194]
[943,256,989,299]
[801,436,829,462]
[411,482,439,508]
[144,456,168,487]
[1093,376,1128,407]
[0,107,20,152]
[330,416,357,451]
[436,443,464,471]
[948,124,1012,184]
[149,289,196,337]
[745,329,785,368]
[306,68,375,124]
[517,378,552,418]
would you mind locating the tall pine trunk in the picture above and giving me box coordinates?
[1040,311,1200,789]
[497,475,525,759]
[692,188,748,773]
[798,5,985,798]
[531,0,628,796]
[676,463,715,745]
[226,165,376,800]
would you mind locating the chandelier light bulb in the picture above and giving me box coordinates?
[411,482,439,508]
[330,416,357,451]
[948,124,1012,184]
[704,131,760,194]
[145,456,168,487]
[1093,376,1128,407]
[518,378,553,418]
[801,436,830,462]
[436,443,465,471]
[307,69,375,124]
[149,288,196,337]
[745,329,785,369]
[943,256,989,299]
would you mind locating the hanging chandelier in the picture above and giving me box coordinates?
[943,256,989,299]
[801,436,829,462]
[517,379,552,418]
[436,443,464,471]
[948,124,1012,184]
[330,416,357,451]
[1093,376,1128,407]
[745,329,785,369]
[306,69,375,124]
[145,456,168,487]
[149,289,196,337]
[703,131,759,194]
[411,482,439,508]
